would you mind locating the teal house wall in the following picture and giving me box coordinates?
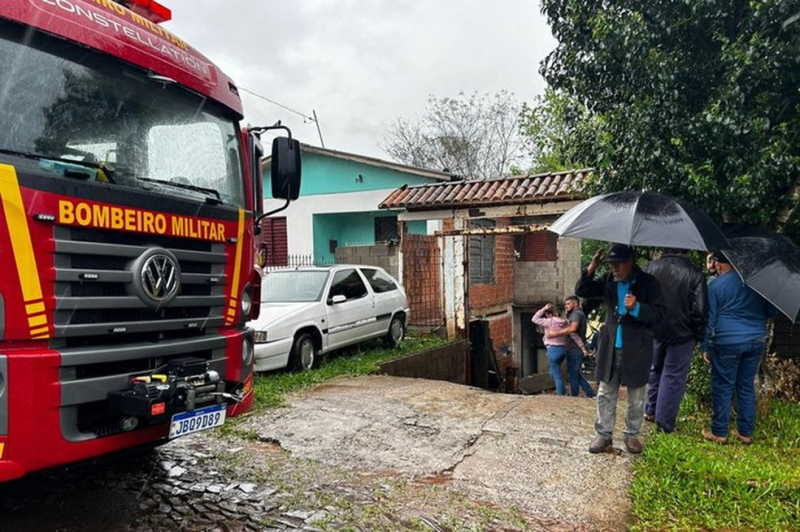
[262,145,450,263]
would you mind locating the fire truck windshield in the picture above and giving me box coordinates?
[0,22,244,206]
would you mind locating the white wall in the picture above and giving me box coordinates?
[263,189,398,256]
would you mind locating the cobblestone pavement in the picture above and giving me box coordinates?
[0,436,332,532]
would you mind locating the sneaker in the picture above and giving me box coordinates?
[588,435,612,453]
[701,429,727,444]
[732,429,753,445]
[644,413,655,423]
[623,436,643,454]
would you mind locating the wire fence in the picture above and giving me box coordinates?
[265,254,335,271]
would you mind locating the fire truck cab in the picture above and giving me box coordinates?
[0,0,300,482]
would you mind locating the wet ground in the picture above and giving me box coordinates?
[0,376,636,531]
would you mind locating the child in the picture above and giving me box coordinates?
[533,303,591,396]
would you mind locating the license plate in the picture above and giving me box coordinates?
[169,403,226,439]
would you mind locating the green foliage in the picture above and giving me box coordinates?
[252,333,450,410]
[539,0,800,230]
[631,400,800,531]
[519,88,606,174]
[684,350,713,412]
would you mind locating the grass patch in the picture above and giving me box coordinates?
[252,333,451,410]
[630,399,800,531]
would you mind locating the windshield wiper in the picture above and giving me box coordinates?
[136,177,222,204]
[0,148,116,182]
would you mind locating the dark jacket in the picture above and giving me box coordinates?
[644,254,708,344]
[575,266,666,387]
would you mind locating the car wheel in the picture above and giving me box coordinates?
[384,314,405,348]
[289,333,317,371]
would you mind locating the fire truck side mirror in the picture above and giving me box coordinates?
[270,137,301,201]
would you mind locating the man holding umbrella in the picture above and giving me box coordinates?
[576,244,666,454]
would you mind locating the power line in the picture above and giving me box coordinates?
[239,86,326,148]
[239,87,315,123]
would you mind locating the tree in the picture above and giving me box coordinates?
[382,91,529,180]
[519,88,607,174]
[539,0,800,234]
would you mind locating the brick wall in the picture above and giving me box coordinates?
[487,313,514,372]
[379,340,468,384]
[468,223,515,375]
[471,230,515,311]
[402,234,444,327]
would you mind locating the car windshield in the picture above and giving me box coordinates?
[0,22,244,206]
[262,271,330,303]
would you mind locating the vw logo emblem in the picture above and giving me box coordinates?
[142,253,179,302]
[129,248,181,309]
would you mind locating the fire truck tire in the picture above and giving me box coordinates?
[290,332,317,371]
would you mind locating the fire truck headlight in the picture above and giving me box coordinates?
[241,285,252,317]
[242,337,254,367]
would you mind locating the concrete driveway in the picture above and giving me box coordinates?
[241,375,637,531]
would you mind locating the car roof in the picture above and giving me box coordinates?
[266,264,385,273]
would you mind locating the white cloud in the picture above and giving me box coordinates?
[164,0,555,160]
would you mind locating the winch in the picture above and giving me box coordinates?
[108,357,235,427]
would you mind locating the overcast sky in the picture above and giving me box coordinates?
[164,1,556,161]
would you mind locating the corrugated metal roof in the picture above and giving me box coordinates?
[379,169,592,211]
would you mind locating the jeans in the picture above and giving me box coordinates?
[547,345,568,396]
[646,339,695,433]
[710,340,765,438]
[567,348,596,397]
[595,348,646,439]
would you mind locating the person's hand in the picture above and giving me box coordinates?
[583,347,593,357]
[588,249,605,275]
[702,351,710,364]
[545,330,554,338]
[624,293,637,310]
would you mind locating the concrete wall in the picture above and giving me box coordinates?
[335,244,400,278]
[379,340,469,384]
[514,237,582,304]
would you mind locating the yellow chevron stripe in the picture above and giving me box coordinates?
[227,209,245,324]
[30,326,49,336]
[0,442,4,459]
[0,165,49,339]
[28,314,47,328]
[26,302,45,314]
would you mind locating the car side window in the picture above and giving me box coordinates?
[361,268,397,294]
[329,269,368,302]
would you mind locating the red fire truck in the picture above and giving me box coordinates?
[0,0,300,482]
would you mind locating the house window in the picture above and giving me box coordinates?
[469,219,495,284]
[375,216,398,242]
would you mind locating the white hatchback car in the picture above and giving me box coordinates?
[250,265,410,372]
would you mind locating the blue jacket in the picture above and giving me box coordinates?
[701,271,776,350]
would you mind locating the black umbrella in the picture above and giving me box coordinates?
[721,235,800,323]
[548,190,729,251]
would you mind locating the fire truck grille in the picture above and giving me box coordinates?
[52,226,230,341]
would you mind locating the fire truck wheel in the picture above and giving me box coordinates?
[383,315,405,348]
[290,332,317,371]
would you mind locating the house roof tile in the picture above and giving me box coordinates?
[379,169,592,211]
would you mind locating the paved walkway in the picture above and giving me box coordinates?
[242,375,638,531]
